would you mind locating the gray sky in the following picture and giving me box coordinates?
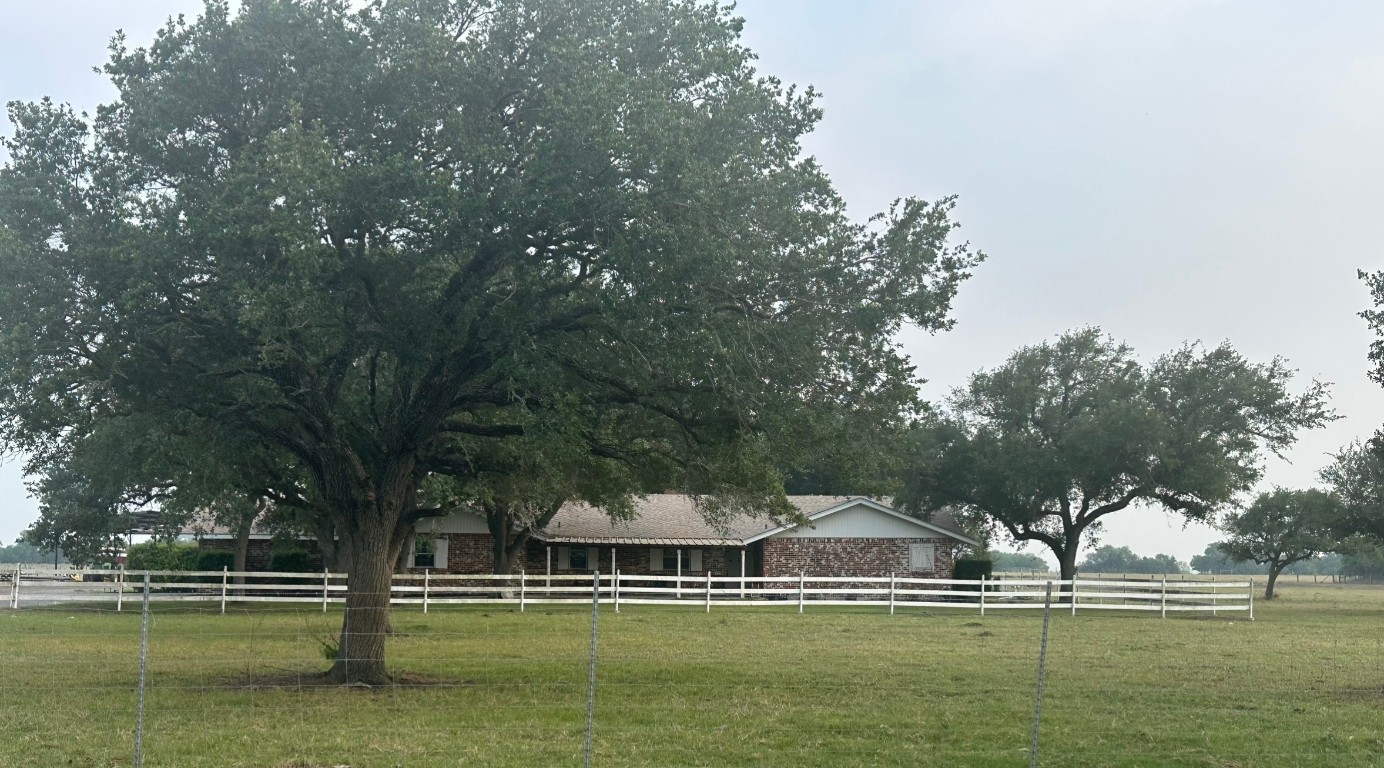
[3,1,1383,566]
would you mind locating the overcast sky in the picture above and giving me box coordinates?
[3,1,1384,566]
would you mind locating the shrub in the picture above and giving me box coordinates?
[127,541,199,572]
[196,550,236,572]
[269,547,313,573]
[953,558,994,591]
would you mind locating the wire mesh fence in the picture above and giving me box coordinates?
[3,567,1382,767]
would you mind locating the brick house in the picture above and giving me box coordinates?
[404,495,978,580]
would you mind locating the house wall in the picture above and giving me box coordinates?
[760,536,955,579]
[198,538,324,572]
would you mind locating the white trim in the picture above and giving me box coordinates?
[742,498,979,546]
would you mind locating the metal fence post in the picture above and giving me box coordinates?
[133,573,151,768]
[584,570,600,768]
[1029,581,1054,768]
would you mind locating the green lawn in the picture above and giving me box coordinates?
[4,583,1383,767]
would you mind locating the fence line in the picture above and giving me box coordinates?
[2,566,1251,617]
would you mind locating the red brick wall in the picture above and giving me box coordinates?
[760,537,955,578]
[403,533,529,575]
[197,539,324,571]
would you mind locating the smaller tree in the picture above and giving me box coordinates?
[988,550,1050,572]
[1078,545,1188,575]
[1218,488,1341,599]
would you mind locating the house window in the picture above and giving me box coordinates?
[650,548,702,572]
[558,546,598,571]
[413,538,436,569]
[909,543,936,571]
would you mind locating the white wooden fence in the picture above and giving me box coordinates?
[4,566,1253,618]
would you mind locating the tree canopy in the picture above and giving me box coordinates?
[0,0,981,683]
[1217,488,1342,599]
[1077,545,1187,575]
[897,328,1333,580]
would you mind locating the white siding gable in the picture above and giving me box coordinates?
[769,501,940,539]
[421,510,490,535]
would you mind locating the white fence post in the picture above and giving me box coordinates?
[980,574,986,617]
[1211,580,1217,617]
[676,550,682,599]
[889,572,895,615]
[11,566,19,609]
[423,570,430,614]
[520,570,527,612]
[1160,578,1167,619]
[220,566,228,615]
[798,572,805,614]
[1248,578,1254,621]
[322,569,329,613]
[613,569,620,613]
[117,566,125,612]
[1070,578,1077,615]
[706,571,712,613]
[739,550,746,599]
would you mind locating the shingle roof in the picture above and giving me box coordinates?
[539,494,972,545]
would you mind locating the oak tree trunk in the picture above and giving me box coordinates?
[326,529,399,685]
[1264,563,1283,600]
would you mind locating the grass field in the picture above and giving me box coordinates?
[4,583,1383,767]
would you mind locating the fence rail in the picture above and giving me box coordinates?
[4,566,1252,618]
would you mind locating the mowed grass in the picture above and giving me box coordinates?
[4,584,1384,767]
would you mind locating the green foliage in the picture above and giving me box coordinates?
[899,328,1333,579]
[1219,488,1343,598]
[952,557,993,591]
[196,550,236,572]
[269,547,313,573]
[127,541,199,572]
[1078,545,1188,574]
[0,540,66,564]
[988,550,1050,572]
[1321,440,1384,543]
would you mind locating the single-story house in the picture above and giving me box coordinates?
[406,495,977,579]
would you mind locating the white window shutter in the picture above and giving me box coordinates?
[689,549,703,572]
[650,548,664,571]
[433,538,449,571]
[909,543,935,571]
[587,548,599,571]
[558,547,571,570]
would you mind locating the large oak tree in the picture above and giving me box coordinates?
[0,0,981,683]
[898,328,1333,580]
